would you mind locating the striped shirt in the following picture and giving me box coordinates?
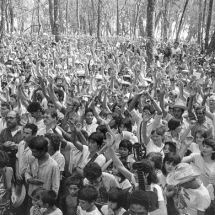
[25,154,60,196]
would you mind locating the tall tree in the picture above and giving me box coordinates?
[48,0,54,34]
[0,0,6,43]
[146,0,156,68]
[205,0,214,50]
[176,0,189,41]
[54,0,60,42]
[197,0,202,45]
[97,0,102,41]
[116,0,119,35]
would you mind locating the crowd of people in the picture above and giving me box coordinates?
[0,33,215,215]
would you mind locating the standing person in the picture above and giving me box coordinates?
[16,123,38,181]
[25,136,60,197]
[0,102,10,133]
[0,150,13,215]
[27,102,45,135]
[166,163,211,215]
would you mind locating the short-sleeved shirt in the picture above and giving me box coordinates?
[52,151,65,172]
[181,183,211,215]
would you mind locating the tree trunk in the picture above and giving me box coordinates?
[76,0,80,32]
[201,0,207,49]
[138,15,145,37]
[197,0,202,45]
[54,0,60,42]
[116,0,119,35]
[205,0,214,50]
[176,0,189,41]
[207,30,215,54]
[37,0,41,34]
[0,0,6,43]
[97,0,102,41]
[9,0,14,33]
[66,0,69,34]
[163,0,170,42]
[146,0,156,68]
[133,0,141,38]
[48,0,54,34]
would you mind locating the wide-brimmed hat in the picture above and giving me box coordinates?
[166,163,201,186]
[12,184,26,208]
[172,99,187,110]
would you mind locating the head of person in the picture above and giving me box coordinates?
[96,125,108,139]
[23,123,38,143]
[118,139,133,158]
[38,190,57,209]
[201,138,215,160]
[127,190,150,215]
[194,129,208,148]
[10,94,17,106]
[163,141,177,155]
[162,153,181,176]
[133,159,159,185]
[195,106,206,121]
[173,107,185,120]
[43,109,58,127]
[55,89,64,102]
[45,133,61,153]
[78,185,98,212]
[6,110,20,129]
[28,136,48,159]
[174,41,179,49]
[88,132,104,152]
[31,187,46,206]
[147,152,163,171]
[0,150,9,174]
[118,118,132,133]
[27,102,43,120]
[170,78,176,87]
[1,102,10,118]
[83,162,102,186]
[66,97,80,113]
[66,176,82,197]
[168,118,182,133]
[209,94,215,110]
[166,163,201,189]
[142,105,155,119]
[36,91,43,103]
[107,188,126,211]
[47,100,55,111]
[150,127,165,147]
[84,108,94,125]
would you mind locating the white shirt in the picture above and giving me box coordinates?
[51,151,65,172]
[77,206,101,215]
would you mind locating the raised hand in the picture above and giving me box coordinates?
[106,132,114,148]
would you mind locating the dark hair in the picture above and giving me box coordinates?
[40,190,57,207]
[65,176,82,188]
[45,133,60,151]
[10,94,17,101]
[1,102,10,110]
[44,109,58,119]
[28,136,48,153]
[128,190,149,211]
[119,118,132,132]
[0,150,9,168]
[88,132,104,147]
[119,139,133,153]
[202,138,215,160]
[85,108,94,116]
[168,118,181,131]
[195,106,206,114]
[78,185,98,203]
[164,141,177,153]
[24,123,38,136]
[31,187,46,199]
[161,153,181,176]
[83,162,102,181]
[107,188,126,209]
[143,105,155,115]
[96,125,108,139]
[27,102,43,113]
[147,152,163,170]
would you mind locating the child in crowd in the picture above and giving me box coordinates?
[101,188,127,215]
[39,190,63,215]
[77,185,101,215]
[60,176,82,215]
[30,187,46,215]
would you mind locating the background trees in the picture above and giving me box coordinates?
[0,0,215,50]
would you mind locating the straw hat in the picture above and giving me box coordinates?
[166,163,201,186]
